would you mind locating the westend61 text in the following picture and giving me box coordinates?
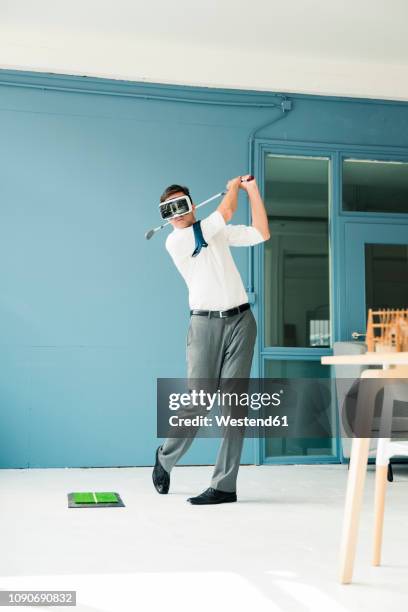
[168,415,289,427]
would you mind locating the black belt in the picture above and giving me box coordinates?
[190,302,250,319]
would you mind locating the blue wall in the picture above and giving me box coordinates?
[0,69,408,468]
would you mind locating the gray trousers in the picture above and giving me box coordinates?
[158,307,257,492]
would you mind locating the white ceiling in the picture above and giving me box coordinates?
[1,0,408,101]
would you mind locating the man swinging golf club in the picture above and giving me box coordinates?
[152,175,270,504]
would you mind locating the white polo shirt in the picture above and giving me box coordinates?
[165,210,265,310]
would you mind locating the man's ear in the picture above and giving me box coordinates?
[192,203,196,211]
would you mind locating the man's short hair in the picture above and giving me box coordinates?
[160,184,191,203]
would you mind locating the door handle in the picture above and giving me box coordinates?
[351,331,366,340]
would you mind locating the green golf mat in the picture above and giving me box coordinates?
[68,491,125,508]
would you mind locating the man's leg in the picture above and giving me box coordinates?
[210,308,257,492]
[158,315,224,474]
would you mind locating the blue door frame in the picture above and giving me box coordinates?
[251,139,408,465]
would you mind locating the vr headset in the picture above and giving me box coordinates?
[159,194,193,220]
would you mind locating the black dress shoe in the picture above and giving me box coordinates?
[187,487,237,505]
[152,446,170,494]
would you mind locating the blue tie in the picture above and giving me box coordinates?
[191,220,208,257]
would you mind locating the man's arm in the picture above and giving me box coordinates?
[241,176,270,240]
[217,176,241,222]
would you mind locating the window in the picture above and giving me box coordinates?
[263,359,335,459]
[263,155,330,348]
[343,159,408,214]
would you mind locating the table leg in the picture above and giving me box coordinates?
[372,463,388,566]
[339,437,370,584]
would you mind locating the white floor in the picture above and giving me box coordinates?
[1,463,408,612]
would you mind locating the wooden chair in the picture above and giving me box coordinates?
[333,341,394,479]
[369,365,408,566]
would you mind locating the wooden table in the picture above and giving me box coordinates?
[321,352,408,584]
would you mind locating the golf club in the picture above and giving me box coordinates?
[145,175,254,240]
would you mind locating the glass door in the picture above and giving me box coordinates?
[344,222,408,340]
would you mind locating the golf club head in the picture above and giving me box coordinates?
[145,228,155,240]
